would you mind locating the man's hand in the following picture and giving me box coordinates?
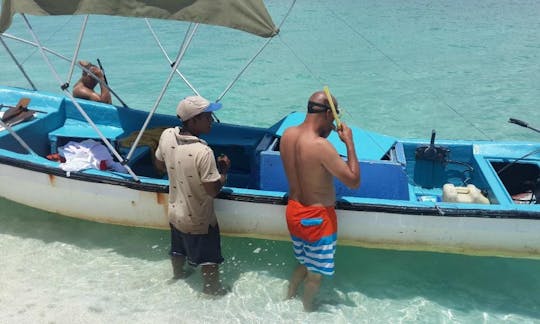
[203,154,231,197]
[90,66,105,80]
[217,154,230,174]
[337,122,354,145]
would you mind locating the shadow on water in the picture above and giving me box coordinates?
[2,197,540,318]
[0,197,167,261]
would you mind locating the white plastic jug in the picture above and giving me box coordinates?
[442,184,490,204]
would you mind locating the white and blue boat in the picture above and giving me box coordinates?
[1,0,539,259]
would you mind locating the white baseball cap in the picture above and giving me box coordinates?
[176,96,222,121]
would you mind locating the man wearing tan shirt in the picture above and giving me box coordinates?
[155,96,230,295]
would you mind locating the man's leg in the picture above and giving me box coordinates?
[170,224,191,279]
[287,264,307,299]
[201,264,228,295]
[171,255,190,279]
[302,271,322,312]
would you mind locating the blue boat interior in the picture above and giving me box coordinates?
[1,86,539,209]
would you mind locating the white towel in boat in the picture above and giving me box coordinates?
[59,139,127,173]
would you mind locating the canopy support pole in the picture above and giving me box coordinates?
[214,0,298,102]
[20,14,140,181]
[124,24,200,162]
[0,118,37,156]
[145,19,199,96]
[65,15,89,88]
[0,35,37,90]
[1,33,129,108]
[216,36,273,102]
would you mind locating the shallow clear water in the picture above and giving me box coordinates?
[2,198,540,323]
[1,0,540,323]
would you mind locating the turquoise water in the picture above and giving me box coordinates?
[1,0,540,322]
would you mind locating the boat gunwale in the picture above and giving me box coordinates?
[2,154,540,220]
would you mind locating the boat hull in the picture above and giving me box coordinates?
[3,161,540,259]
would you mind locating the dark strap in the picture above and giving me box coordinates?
[307,101,335,114]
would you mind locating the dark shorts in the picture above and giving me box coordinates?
[169,223,224,266]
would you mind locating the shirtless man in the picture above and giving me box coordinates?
[280,90,360,311]
[72,60,112,104]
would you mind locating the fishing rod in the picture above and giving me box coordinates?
[0,103,18,110]
[496,118,540,175]
[93,58,130,108]
[96,58,108,85]
[509,118,540,134]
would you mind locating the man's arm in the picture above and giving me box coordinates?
[93,68,112,104]
[202,154,230,197]
[98,81,112,104]
[154,158,166,174]
[73,83,97,101]
[321,123,360,189]
[72,79,111,104]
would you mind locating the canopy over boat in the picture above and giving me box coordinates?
[0,0,279,37]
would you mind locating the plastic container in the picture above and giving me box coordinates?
[442,184,490,204]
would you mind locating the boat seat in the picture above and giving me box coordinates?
[48,119,124,153]
[117,145,151,166]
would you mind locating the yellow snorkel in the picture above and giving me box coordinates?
[323,86,341,131]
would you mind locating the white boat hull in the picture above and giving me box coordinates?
[2,163,540,259]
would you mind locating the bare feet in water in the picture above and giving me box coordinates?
[203,284,231,296]
[173,267,194,280]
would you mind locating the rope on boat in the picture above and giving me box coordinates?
[276,2,493,190]
[19,15,75,66]
[497,148,540,175]
[21,15,64,87]
[279,33,421,188]
[321,3,493,141]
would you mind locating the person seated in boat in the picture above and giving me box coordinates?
[154,95,230,296]
[280,90,360,311]
[72,60,112,104]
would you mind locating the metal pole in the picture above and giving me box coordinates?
[20,14,140,181]
[66,15,89,86]
[0,35,37,90]
[125,24,200,161]
[145,19,200,96]
[1,33,129,108]
[0,118,37,156]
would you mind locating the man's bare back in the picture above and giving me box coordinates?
[281,125,337,206]
[280,93,360,206]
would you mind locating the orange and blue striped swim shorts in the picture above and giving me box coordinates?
[286,199,337,276]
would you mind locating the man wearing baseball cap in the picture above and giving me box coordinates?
[155,95,230,295]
